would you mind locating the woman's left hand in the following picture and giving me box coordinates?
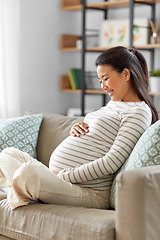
[70,122,89,137]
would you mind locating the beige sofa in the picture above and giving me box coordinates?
[0,111,160,240]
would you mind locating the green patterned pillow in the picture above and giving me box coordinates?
[0,114,43,158]
[110,120,160,209]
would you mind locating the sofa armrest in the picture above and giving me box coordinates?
[116,165,160,240]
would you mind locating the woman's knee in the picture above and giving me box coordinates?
[11,163,41,202]
[1,147,17,155]
[12,162,39,184]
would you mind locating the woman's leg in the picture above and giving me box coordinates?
[0,147,34,188]
[7,159,110,210]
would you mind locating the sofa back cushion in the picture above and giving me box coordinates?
[25,111,84,167]
[110,119,160,209]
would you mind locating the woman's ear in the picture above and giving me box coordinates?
[123,68,130,82]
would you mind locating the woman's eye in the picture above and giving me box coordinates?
[99,78,109,84]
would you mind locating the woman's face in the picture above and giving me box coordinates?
[97,64,136,102]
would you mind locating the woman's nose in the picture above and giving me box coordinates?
[101,81,107,90]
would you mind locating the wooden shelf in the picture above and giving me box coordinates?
[60,35,160,51]
[60,75,105,94]
[60,34,81,50]
[61,0,160,11]
[87,0,160,10]
[134,43,160,49]
[86,44,160,51]
[149,91,160,96]
[61,0,82,11]
[60,76,160,96]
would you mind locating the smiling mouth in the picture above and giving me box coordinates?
[106,90,113,96]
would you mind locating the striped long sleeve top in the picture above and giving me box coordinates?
[49,100,152,191]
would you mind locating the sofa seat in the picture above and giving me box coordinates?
[0,199,115,240]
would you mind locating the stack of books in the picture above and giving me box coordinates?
[67,69,82,89]
[67,69,100,90]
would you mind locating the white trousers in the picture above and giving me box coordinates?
[0,148,110,210]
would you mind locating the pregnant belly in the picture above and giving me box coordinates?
[49,134,112,171]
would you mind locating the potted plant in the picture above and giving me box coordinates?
[149,69,160,93]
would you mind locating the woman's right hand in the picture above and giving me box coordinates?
[70,122,89,137]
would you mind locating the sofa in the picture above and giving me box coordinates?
[0,110,160,240]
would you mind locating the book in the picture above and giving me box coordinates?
[67,69,76,89]
[67,69,82,89]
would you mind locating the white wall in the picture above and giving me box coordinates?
[19,0,82,115]
[19,0,160,116]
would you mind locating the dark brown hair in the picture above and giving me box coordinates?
[95,46,158,124]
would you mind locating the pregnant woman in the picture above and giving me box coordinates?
[0,46,158,210]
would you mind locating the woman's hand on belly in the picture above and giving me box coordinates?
[70,122,89,137]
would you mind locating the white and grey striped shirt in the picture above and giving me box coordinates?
[50,100,152,191]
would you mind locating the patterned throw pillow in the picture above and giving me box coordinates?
[110,120,160,209]
[0,114,43,158]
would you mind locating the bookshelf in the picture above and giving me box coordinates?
[60,0,160,115]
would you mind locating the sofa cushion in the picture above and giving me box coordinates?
[110,119,160,209]
[0,200,115,240]
[25,111,84,167]
[0,115,43,159]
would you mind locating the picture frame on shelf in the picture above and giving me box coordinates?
[100,18,149,47]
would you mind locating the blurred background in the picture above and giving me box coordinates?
[0,0,160,118]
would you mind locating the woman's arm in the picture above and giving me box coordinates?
[58,108,151,183]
